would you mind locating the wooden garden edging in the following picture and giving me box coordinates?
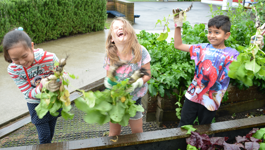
[2,116,265,150]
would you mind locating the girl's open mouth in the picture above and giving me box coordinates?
[118,32,124,37]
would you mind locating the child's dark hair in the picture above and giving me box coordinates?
[3,30,32,63]
[208,15,231,33]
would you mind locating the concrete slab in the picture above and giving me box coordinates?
[0,2,218,126]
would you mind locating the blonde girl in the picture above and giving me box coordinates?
[103,17,151,136]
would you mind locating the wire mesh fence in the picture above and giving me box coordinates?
[0,104,178,148]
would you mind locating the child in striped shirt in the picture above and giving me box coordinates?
[3,28,61,144]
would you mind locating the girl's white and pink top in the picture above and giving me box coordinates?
[103,46,151,101]
[8,49,59,103]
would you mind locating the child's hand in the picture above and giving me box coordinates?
[126,78,144,93]
[250,35,264,49]
[172,3,193,28]
[104,77,117,89]
[172,8,185,28]
[40,75,61,92]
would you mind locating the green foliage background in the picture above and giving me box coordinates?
[137,1,265,98]
[0,0,107,52]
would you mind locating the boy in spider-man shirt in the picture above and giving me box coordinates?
[173,11,240,126]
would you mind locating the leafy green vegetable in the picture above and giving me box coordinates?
[35,61,76,120]
[187,144,198,150]
[75,79,144,126]
[253,128,265,139]
[181,125,197,134]
[228,29,265,86]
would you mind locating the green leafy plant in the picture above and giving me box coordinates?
[193,117,199,125]
[174,88,186,120]
[74,79,144,126]
[231,113,236,119]
[228,20,265,87]
[181,125,197,135]
[155,14,173,41]
[137,29,194,98]
[222,91,229,103]
[193,117,216,125]
[251,0,265,23]
[35,61,76,120]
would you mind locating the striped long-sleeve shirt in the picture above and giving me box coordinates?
[7,49,59,103]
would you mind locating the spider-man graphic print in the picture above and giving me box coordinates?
[185,43,239,111]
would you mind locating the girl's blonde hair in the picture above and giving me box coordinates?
[106,17,141,65]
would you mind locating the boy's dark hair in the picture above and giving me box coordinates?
[3,30,32,63]
[208,15,231,33]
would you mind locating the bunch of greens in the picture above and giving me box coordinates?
[228,9,265,86]
[35,61,76,120]
[228,36,265,86]
[74,79,144,126]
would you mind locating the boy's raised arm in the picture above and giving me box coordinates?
[173,8,191,52]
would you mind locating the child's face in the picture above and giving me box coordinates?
[207,26,230,49]
[8,42,35,68]
[111,20,128,44]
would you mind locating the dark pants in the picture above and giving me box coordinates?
[35,118,57,144]
[27,103,59,144]
[135,98,141,105]
[178,97,216,127]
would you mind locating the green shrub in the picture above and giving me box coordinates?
[0,0,107,52]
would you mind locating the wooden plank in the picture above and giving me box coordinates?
[216,98,265,117]
[0,117,31,139]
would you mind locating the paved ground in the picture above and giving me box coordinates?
[0,2,217,127]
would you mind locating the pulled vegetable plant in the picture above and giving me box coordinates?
[74,65,148,126]
[228,7,265,87]
[35,57,76,120]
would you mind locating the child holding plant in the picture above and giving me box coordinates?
[3,28,61,144]
[103,17,151,136]
[173,10,242,127]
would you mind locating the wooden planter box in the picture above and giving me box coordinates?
[142,85,265,127]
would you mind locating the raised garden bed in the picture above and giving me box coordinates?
[1,77,265,149]
[142,84,265,126]
[2,116,265,150]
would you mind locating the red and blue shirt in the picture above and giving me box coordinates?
[185,43,239,111]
